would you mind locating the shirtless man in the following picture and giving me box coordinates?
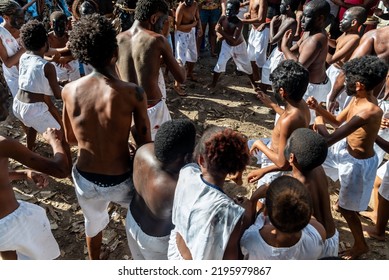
[62,14,151,260]
[0,128,70,260]
[126,119,196,260]
[281,0,330,124]
[116,0,186,140]
[174,0,202,96]
[328,25,389,112]
[307,55,388,259]
[326,6,367,113]
[240,0,268,82]
[246,60,310,188]
[285,128,339,258]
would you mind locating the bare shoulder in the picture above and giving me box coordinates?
[116,80,146,103]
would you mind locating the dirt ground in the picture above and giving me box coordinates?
[2,50,388,260]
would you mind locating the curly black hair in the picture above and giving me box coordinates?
[270,60,309,102]
[154,119,196,164]
[0,0,20,17]
[285,128,328,172]
[68,14,117,69]
[266,176,312,233]
[135,0,168,22]
[343,56,388,91]
[195,125,250,175]
[20,20,48,51]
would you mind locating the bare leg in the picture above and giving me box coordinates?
[247,74,260,91]
[208,22,217,57]
[0,250,17,260]
[26,127,37,151]
[208,72,221,89]
[364,193,389,241]
[251,61,259,82]
[360,176,381,224]
[86,231,103,260]
[187,62,197,81]
[339,207,369,259]
[174,80,187,96]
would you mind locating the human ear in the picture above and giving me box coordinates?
[355,81,365,91]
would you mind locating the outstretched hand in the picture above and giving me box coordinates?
[256,91,273,108]
[281,29,293,48]
[43,128,64,144]
[247,168,266,183]
[306,96,319,110]
[26,170,49,189]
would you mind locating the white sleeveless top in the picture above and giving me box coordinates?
[169,163,245,260]
[0,24,21,97]
[18,53,54,96]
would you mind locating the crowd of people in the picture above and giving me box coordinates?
[0,0,388,261]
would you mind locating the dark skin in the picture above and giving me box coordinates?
[62,54,151,260]
[0,128,70,260]
[116,12,186,105]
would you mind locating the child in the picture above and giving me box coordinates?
[207,0,257,91]
[48,11,80,84]
[12,19,63,150]
[0,128,70,260]
[285,128,339,258]
[240,175,326,259]
[307,55,388,259]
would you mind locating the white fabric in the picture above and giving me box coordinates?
[0,201,60,260]
[240,213,324,260]
[321,229,339,259]
[18,53,54,96]
[125,199,170,260]
[72,166,134,237]
[323,138,378,211]
[0,24,21,97]
[376,161,389,201]
[261,47,284,85]
[375,100,389,166]
[247,27,269,68]
[158,68,167,100]
[167,229,184,260]
[54,59,80,82]
[325,64,348,113]
[175,27,197,65]
[214,40,252,75]
[303,79,332,124]
[12,98,61,133]
[168,163,245,260]
[147,99,171,141]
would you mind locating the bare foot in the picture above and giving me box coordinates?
[207,83,216,90]
[173,85,187,96]
[332,199,340,213]
[359,210,377,224]
[339,245,369,260]
[363,225,385,241]
[226,173,243,186]
[188,73,198,82]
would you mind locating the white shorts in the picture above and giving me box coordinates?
[261,47,284,85]
[0,201,60,259]
[247,27,269,68]
[72,166,134,237]
[214,40,252,75]
[323,139,378,211]
[325,65,348,112]
[125,200,170,260]
[321,229,339,259]
[175,27,197,65]
[167,228,184,260]
[54,60,80,82]
[376,161,389,201]
[12,98,61,133]
[148,99,172,141]
[303,78,332,124]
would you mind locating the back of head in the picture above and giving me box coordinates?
[227,0,241,11]
[348,6,367,26]
[154,119,196,164]
[307,0,330,19]
[343,56,388,91]
[194,126,250,175]
[20,20,48,51]
[285,128,328,172]
[69,13,117,69]
[135,0,168,22]
[0,0,20,16]
[266,176,312,233]
[270,60,309,102]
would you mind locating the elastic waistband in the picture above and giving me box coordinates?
[76,167,132,187]
[311,76,329,85]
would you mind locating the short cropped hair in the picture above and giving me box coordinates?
[194,126,250,175]
[308,0,330,19]
[348,6,367,25]
[270,60,309,102]
[20,20,48,51]
[343,56,388,91]
[227,0,241,11]
[50,11,68,23]
[69,14,117,69]
[154,119,196,164]
[283,0,300,12]
[71,0,99,20]
[285,128,328,172]
[135,0,168,22]
[0,0,20,17]
[266,176,312,233]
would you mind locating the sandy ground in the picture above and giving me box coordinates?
[1,49,388,260]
